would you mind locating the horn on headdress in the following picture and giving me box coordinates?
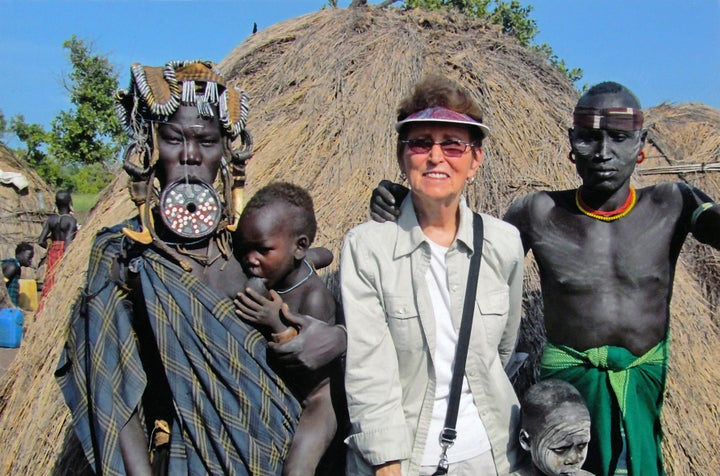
[225,129,253,232]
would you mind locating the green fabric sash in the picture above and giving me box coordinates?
[540,339,668,476]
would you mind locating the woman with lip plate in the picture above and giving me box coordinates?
[340,74,526,476]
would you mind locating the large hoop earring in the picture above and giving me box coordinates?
[568,150,576,164]
[636,150,646,164]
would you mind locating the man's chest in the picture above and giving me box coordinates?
[529,213,675,291]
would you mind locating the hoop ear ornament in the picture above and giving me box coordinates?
[121,142,154,245]
[636,150,646,164]
[466,176,476,185]
[225,129,254,233]
[568,150,576,164]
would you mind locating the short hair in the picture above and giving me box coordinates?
[15,242,34,256]
[396,74,486,144]
[579,81,642,109]
[55,190,72,207]
[521,379,589,435]
[242,182,317,243]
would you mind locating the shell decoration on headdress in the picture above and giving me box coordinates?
[115,60,250,141]
[114,60,252,251]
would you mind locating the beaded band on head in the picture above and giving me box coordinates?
[114,60,252,249]
[573,107,643,133]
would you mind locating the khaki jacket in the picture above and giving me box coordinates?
[341,197,525,475]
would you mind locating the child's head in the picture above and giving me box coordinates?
[15,242,34,267]
[236,182,316,289]
[520,380,591,476]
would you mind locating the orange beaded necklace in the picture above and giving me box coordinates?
[575,186,637,221]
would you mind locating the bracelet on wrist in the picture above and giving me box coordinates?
[271,326,298,344]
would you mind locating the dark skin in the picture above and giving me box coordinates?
[373,90,720,357]
[504,90,720,355]
[118,106,347,475]
[234,202,338,476]
[2,248,34,283]
[37,192,78,249]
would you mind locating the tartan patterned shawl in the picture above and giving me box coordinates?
[2,258,20,306]
[56,223,300,475]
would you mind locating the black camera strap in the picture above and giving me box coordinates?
[432,213,484,476]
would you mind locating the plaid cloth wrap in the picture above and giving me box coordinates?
[540,339,668,476]
[2,258,20,306]
[56,222,301,475]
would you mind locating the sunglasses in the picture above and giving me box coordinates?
[400,138,474,158]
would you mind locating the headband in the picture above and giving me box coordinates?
[573,107,643,132]
[114,60,250,140]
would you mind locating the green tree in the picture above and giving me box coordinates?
[49,35,122,171]
[8,36,122,192]
[488,0,537,46]
[8,115,64,186]
[532,43,583,83]
[9,115,50,168]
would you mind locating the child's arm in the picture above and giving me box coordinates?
[234,287,287,335]
[268,304,345,371]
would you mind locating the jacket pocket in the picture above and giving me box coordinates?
[476,286,509,347]
[384,295,424,352]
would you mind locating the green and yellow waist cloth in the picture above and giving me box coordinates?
[540,339,668,476]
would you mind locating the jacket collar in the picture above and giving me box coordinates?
[394,195,475,259]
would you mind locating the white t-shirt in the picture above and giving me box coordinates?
[421,239,491,466]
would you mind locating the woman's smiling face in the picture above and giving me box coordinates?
[399,123,482,206]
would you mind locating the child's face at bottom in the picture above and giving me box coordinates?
[529,408,590,476]
[237,204,300,290]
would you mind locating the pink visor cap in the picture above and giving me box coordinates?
[395,106,490,138]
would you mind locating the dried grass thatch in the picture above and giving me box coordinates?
[0,143,54,279]
[0,6,717,475]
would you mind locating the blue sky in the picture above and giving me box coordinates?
[1,0,718,140]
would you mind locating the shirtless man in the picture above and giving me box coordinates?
[37,190,77,310]
[372,82,720,475]
[503,82,719,475]
[38,190,78,250]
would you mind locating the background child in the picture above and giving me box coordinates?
[233,181,343,476]
[520,379,594,476]
[2,242,34,307]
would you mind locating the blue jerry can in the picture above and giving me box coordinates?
[0,308,24,348]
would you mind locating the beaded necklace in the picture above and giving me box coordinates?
[276,259,314,295]
[575,186,637,221]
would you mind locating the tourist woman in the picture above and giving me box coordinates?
[341,75,525,475]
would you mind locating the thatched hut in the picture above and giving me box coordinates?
[0,6,717,474]
[0,143,53,276]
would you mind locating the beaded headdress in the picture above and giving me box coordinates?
[115,60,250,141]
[115,60,252,258]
